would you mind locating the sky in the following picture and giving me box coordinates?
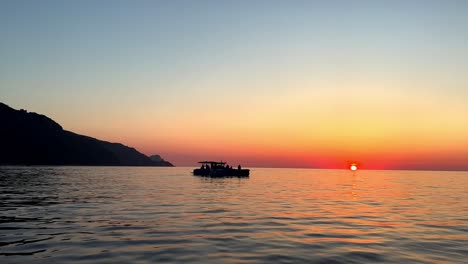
[1,1,468,170]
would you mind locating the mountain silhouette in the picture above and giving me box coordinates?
[0,103,173,166]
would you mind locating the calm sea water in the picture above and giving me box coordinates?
[0,167,467,263]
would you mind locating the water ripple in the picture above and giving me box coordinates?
[1,167,467,263]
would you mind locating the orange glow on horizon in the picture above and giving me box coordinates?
[60,85,468,170]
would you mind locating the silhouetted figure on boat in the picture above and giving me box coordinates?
[238,165,241,170]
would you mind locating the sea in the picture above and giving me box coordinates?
[0,167,467,263]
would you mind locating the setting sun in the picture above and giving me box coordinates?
[350,164,358,171]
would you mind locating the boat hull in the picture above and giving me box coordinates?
[193,168,250,177]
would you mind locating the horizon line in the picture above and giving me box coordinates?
[1,164,467,172]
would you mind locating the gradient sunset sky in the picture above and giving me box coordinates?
[1,1,468,170]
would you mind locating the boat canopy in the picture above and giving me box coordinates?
[198,161,226,165]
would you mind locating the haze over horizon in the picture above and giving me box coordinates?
[2,1,468,170]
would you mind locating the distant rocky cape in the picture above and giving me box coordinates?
[0,103,173,167]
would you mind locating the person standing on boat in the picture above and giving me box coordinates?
[238,165,241,170]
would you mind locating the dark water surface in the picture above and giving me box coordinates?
[0,167,467,263]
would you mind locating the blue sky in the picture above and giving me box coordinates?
[1,1,468,168]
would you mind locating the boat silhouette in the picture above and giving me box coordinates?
[193,161,250,177]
